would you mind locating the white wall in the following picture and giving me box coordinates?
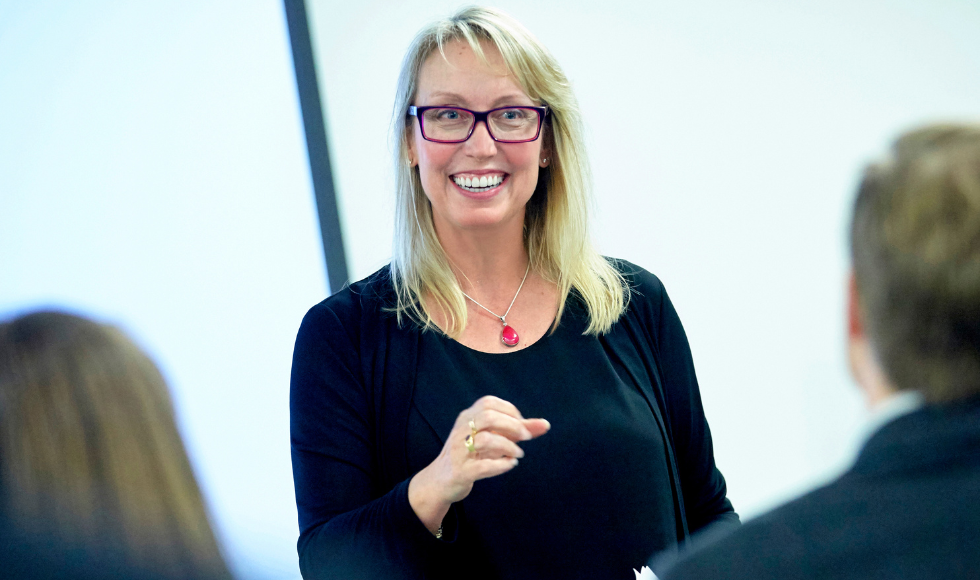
[0,2,323,578]
[3,2,978,576]
[306,0,980,518]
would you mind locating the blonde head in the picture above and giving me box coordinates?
[0,311,231,578]
[390,6,627,337]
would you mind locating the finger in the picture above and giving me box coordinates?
[466,457,520,482]
[470,395,524,420]
[472,409,534,441]
[468,431,525,460]
[523,418,551,439]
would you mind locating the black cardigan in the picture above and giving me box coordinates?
[290,260,738,579]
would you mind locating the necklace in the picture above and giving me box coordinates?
[460,262,531,347]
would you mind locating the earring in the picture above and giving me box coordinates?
[541,157,549,165]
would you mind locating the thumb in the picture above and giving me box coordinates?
[523,418,551,438]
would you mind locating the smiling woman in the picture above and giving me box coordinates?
[289,6,739,580]
[407,39,548,270]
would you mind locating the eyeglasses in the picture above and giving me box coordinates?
[408,105,548,143]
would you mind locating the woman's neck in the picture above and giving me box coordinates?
[435,221,529,297]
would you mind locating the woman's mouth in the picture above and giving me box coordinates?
[451,173,507,193]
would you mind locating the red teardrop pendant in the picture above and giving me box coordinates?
[501,324,519,347]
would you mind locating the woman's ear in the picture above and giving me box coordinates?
[539,140,551,167]
[406,136,417,167]
[405,121,418,167]
[539,123,553,167]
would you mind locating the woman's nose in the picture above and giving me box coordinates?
[465,119,497,157]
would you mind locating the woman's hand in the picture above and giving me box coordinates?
[408,395,550,535]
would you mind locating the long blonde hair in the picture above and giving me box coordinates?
[390,6,628,337]
[0,311,231,579]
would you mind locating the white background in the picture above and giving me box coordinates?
[0,1,322,578]
[308,0,980,519]
[1,1,979,579]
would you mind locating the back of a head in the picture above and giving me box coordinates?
[851,123,980,402]
[0,311,231,579]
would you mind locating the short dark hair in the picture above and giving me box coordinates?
[851,123,980,402]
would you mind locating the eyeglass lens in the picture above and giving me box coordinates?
[421,108,541,142]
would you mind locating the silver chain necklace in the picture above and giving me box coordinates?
[460,262,531,347]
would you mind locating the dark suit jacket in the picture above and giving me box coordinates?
[658,395,980,580]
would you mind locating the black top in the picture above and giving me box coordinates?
[410,298,677,578]
[657,395,980,580]
[290,260,738,579]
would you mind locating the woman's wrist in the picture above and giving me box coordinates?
[408,466,452,536]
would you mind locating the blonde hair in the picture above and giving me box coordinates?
[0,311,231,578]
[390,6,628,337]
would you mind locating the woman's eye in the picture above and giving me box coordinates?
[437,110,459,120]
[497,109,531,122]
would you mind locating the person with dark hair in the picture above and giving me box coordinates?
[0,311,233,580]
[656,123,980,579]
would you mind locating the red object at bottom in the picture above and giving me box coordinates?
[501,325,519,347]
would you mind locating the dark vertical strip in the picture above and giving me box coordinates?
[283,0,349,293]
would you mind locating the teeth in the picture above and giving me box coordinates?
[453,174,504,191]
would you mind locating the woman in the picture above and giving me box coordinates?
[290,7,738,579]
[0,311,231,580]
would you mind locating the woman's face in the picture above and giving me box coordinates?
[409,40,547,237]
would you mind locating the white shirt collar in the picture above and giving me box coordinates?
[860,390,924,445]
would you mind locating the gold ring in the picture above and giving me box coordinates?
[464,433,476,453]
[469,419,477,437]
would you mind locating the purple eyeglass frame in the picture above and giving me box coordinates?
[408,105,549,143]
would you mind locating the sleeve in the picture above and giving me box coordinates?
[639,271,740,534]
[289,299,452,579]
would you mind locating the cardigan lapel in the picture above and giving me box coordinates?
[600,313,690,542]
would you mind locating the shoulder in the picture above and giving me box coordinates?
[605,257,668,317]
[296,266,396,343]
[305,266,394,322]
[661,481,857,580]
[607,256,660,286]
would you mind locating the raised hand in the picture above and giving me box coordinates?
[408,395,550,535]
